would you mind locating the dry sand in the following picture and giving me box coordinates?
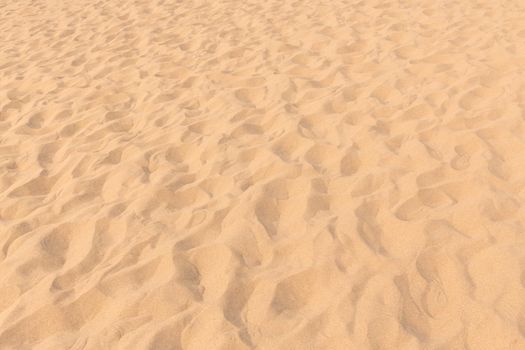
[1,0,525,348]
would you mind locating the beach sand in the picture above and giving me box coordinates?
[2,0,525,348]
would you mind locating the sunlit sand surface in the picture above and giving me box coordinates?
[2,0,525,348]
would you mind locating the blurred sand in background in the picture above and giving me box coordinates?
[2,0,525,348]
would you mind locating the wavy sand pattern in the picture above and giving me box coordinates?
[2,0,525,349]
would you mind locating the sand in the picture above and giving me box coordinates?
[1,0,525,348]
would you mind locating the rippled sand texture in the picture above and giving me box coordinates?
[2,0,525,348]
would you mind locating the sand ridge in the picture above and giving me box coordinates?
[2,0,525,348]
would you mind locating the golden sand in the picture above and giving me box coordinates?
[1,0,525,348]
